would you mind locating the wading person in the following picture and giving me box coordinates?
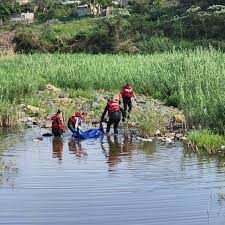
[68,111,83,133]
[119,83,137,119]
[51,109,64,137]
[101,98,125,134]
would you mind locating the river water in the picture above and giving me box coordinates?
[0,128,225,225]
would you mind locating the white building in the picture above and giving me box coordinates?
[11,12,34,23]
[17,0,31,5]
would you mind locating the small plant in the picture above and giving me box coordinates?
[187,130,225,151]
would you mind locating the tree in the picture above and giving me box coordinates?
[180,0,225,8]
[0,0,21,21]
[32,0,54,12]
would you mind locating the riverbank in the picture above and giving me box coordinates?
[9,83,185,141]
[1,51,225,153]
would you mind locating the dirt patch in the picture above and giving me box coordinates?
[0,32,15,50]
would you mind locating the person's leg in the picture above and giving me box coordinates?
[123,97,128,118]
[52,128,58,137]
[127,98,132,119]
[113,111,121,134]
[106,120,113,133]
[113,120,120,134]
[128,98,132,113]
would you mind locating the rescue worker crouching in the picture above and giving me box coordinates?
[68,111,84,133]
[51,109,64,137]
[119,83,137,119]
[100,98,125,134]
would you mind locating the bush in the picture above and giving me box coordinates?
[13,30,52,53]
[137,36,175,53]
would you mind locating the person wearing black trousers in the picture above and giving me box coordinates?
[101,98,125,134]
[119,83,137,119]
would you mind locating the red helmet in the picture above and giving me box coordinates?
[75,111,81,117]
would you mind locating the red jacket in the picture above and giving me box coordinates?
[69,116,81,126]
[120,85,134,98]
[108,99,121,114]
[51,114,63,129]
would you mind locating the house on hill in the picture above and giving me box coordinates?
[11,12,34,23]
[17,0,31,5]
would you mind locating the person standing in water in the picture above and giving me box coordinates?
[51,109,64,137]
[119,83,137,119]
[101,98,125,134]
[68,111,84,133]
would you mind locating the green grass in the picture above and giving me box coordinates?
[1,49,225,133]
[187,130,225,150]
[53,18,93,39]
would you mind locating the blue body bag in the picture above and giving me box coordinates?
[72,123,104,139]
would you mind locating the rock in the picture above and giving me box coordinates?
[59,97,74,106]
[58,93,66,98]
[128,122,136,128]
[165,137,173,144]
[180,136,187,141]
[27,117,34,127]
[175,133,183,139]
[81,101,92,111]
[157,137,165,140]
[164,132,175,138]
[19,104,26,109]
[137,136,153,142]
[155,130,161,136]
[32,137,43,143]
[221,146,225,150]
[46,84,61,93]
[41,120,52,128]
[26,105,43,115]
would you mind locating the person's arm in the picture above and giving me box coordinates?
[75,117,81,131]
[133,90,137,102]
[68,119,75,132]
[101,105,108,122]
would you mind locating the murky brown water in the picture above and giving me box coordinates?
[0,128,225,225]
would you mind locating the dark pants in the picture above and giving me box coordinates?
[52,127,63,137]
[107,110,121,134]
[123,97,132,118]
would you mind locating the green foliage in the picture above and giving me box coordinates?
[0,0,21,21]
[132,107,167,136]
[13,29,52,53]
[188,130,225,150]
[53,18,93,39]
[137,36,175,53]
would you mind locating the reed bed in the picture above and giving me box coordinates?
[0,49,225,132]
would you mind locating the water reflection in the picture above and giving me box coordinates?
[52,137,63,160]
[68,139,88,158]
[182,146,225,171]
[101,135,134,171]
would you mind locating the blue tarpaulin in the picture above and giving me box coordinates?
[72,123,104,139]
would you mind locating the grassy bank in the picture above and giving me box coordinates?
[187,130,225,154]
[1,50,225,134]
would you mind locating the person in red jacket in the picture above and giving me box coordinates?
[68,111,84,133]
[119,83,137,119]
[51,109,64,137]
[101,98,125,134]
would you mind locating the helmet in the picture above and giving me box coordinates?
[75,111,81,117]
